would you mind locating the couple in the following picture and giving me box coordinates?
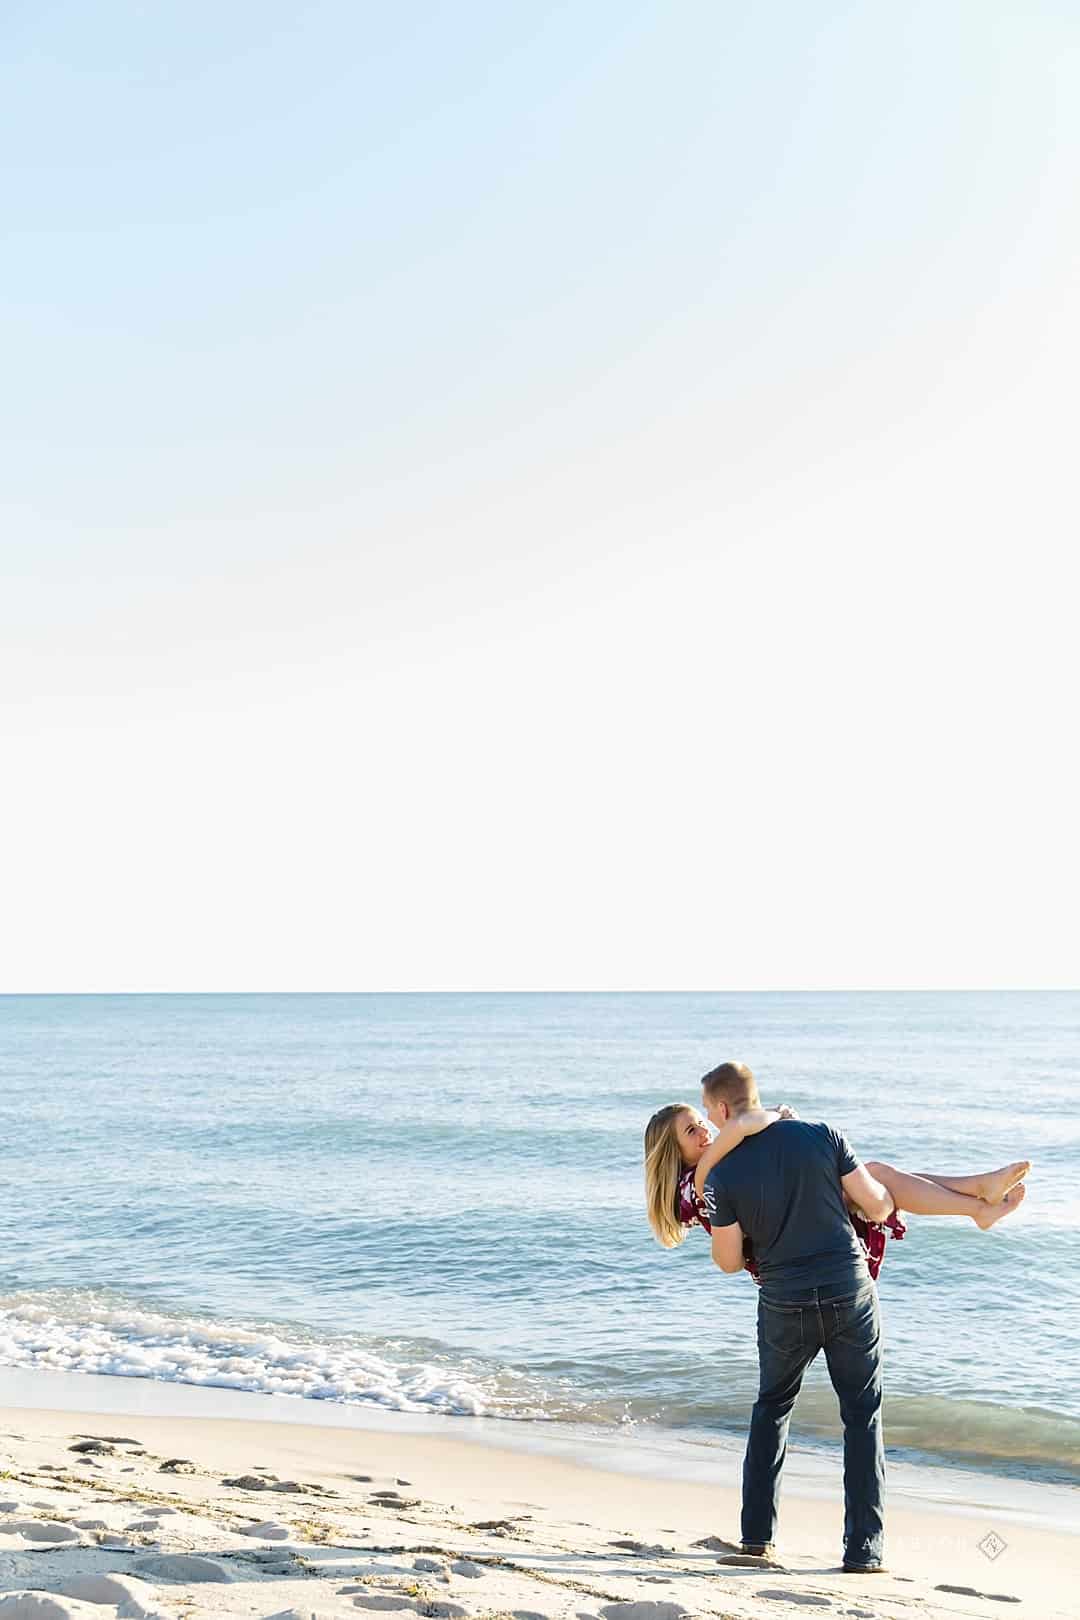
[643,1062,1029,1573]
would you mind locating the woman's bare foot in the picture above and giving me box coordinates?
[976,1160,1031,1205]
[975,1181,1027,1229]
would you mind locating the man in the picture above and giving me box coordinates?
[700,1061,893,1574]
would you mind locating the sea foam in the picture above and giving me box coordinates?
[0,1292,504,1418]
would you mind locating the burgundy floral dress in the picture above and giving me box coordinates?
[676,1167,906,1282]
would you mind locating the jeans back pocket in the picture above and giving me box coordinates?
[759,1300,805,1356]
[830,1285,880,1348]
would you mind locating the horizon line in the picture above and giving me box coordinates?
[1,986,1077,998]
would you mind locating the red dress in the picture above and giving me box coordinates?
[676,1167,906,1283]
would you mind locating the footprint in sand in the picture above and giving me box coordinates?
[935,1584,1019,1604]
[238,1520,292,1540]
[758,1594,833,1607]
[449,1560,485,1578]
[0,1598,103,1620]
[598,1605,689,1620]
[73,1434,140,1445]
[689,1535,740,1553]
[0,1521,81,1550]
[132,1553,236,1584]
[262,1610,347,1620]
[44,1575,160,1618]
[716,1553,786,1570]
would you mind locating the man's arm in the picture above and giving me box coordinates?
[703,1173,748,1274]
[710,1220,745,1273]
[841,1163,894,1224]
[833,1127,894,1225]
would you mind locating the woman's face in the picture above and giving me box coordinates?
[675,1109,711,1167]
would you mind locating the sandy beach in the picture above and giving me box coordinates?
[0,1374,1076,1620]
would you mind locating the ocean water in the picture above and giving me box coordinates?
[1,992,1077,1485]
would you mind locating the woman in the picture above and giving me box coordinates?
[644,1101,1029,1279]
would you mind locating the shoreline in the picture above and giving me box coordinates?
[3,1366,1077,1526]
[0,1370,1077,1620]
[1,1365,1075,1535]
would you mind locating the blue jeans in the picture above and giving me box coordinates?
[741,1278,885,1567]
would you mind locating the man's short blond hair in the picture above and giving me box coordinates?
[700,1061,759,1112]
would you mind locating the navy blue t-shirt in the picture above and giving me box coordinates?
[703,1119,866,1295]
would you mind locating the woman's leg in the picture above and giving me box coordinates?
[865,1161,1027,1229]
[913,1162,1029,1205]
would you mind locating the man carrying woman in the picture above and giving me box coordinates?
[644,1061,1028,1573]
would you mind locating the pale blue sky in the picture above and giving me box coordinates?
[3,2,1077,989]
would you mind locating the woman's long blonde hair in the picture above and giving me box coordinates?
[644,1103,696,1249]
